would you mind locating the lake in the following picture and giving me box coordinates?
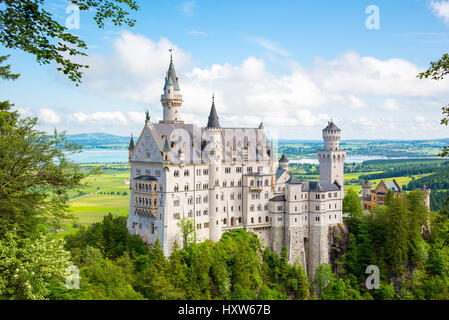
[69,149,425,164]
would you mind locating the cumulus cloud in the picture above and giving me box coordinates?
[70,111,128,125]
[74,31,449,138]
[39,108,60,124]
[430,1,449,24]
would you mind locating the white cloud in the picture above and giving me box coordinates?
[431,1,449,24]
[379,99,400,111]
[39,108,60,124]
[187,30,207,37]
[70,111,128,125]
[181,1,196,16]
[74,32,449,139]
[128,111,145,123]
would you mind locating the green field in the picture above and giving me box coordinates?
[52,166,131,238]
[52,160,439,238]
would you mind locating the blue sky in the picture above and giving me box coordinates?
[2,0,449,139]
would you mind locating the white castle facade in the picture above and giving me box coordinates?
[127,57,346,278]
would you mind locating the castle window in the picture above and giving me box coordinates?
[265,192,269,199]
[266,216,269,223]
[231,180,235,187]
[247,167,253,173]
[155,170,161,177]
[231,193,235,200]
[184,184,189,191]
[224,218,227,225]
[196,169,202,176]
[238,180,242,187]
[257,204,262,211]
[216,207,219,212]
[316,194,320,200]
[334,192,337,197]
[250,180,254,187]
[250,205,255,212]
[236,167,242,173]
[251,218,254,224]
[264,204,268,210]
[225,167,231,174]
[174,170,179,177]
[188,211,193,218]
[265,179,269,186]
[328,193,332,198]
[203,196,208,203]
[204,210,208,216]
[184,170,190,176]
[258,217,262,223]
[151,224,154,234]
[203,169,209,175]
[239,217,242,223]
[315,216,320,222]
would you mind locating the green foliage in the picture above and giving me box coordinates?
[0,0,139,84]
[312,264,362,300]
[64,213,149,261]
[0,229,72,300]
[343,188,363,233]
[0,101,92,237]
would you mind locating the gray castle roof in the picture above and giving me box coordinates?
[206,96,220,129]
[275,168,288,180]
[386,180,401,192]
[270,194,286,202]
[279,154,289,163]
[135,175,158,181]
[162,137,171,152]
[128,135,135,151]
[163,59,180,91]
[323,121,341,131]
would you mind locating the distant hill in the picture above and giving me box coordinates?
[67,133,130,150]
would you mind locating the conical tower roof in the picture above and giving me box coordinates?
[163,57,180,91]
[206,95,221,129]
[128,134,135,151]
[279,154,289,163]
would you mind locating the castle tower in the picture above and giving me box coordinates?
[317,121,346,189]
[207,95,222,242]
[160,53,184,124]
[279,154,289,171]
[421,184,431,210]
[362,179,373,199]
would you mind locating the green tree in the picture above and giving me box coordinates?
[343,188,363,234]
[418,53,449,156]
[0,0,139,84]
[0,229,72,300]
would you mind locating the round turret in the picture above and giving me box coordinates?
[323,120,341,151]
[279,154,289,171]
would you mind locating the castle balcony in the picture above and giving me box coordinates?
[249,187,263,193]
[134,205,158,219]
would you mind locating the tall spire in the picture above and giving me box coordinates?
[160,50,184,124]
[207,93,220,129]
[128,134,135,151]
[164,50,180,92]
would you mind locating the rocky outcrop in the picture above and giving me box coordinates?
[328,223,349,277]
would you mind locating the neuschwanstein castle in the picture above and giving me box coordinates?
[127,56,346,279]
